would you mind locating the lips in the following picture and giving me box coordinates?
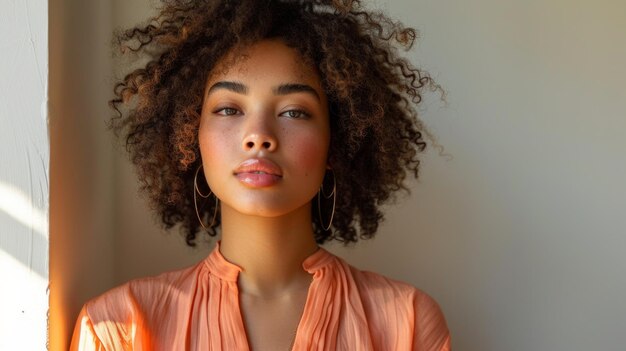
[234,158,282,187]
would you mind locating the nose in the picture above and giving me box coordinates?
[241,115,278,152]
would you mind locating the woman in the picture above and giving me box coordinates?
[70,0,451,350]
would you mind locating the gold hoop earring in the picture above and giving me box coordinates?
[194,165,218,230]
[317,169,336,231]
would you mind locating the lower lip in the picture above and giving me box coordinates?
[235,173,281,187]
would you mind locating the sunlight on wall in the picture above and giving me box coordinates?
[0,182,48,237]
[0,182,49,349]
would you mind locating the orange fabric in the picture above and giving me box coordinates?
[70,243,450,350]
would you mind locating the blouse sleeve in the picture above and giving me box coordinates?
[412,291,451,351]
[69,306,105,351]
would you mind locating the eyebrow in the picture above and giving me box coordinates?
[207,81,248,95]
[207,81,321,101]
[273,83,320,101]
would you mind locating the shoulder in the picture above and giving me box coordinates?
[338,256,442,309]
[78,260,206,340]
[350,264,447,321]
[86,259,205,315]
[336,256,451,350]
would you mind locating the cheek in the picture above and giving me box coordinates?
[199,124,232,173]
[287,130,329,173]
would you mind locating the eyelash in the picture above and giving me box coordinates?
[213,107,311,119]
[281,109,311,119]
[215,107,239,116]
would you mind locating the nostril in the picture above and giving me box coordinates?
[243,137,275,151]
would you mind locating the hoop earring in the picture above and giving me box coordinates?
[194,165,218,230]
[317,169,336,231]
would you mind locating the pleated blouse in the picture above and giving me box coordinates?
[70,243,450,350]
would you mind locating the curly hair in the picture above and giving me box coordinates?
[110,0,440,246]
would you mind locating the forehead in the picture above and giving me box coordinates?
[207,39,321,87]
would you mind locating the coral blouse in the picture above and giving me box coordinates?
[70,243,451,350]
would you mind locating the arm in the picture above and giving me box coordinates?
[69,306,105,351]
[412,291,451,351]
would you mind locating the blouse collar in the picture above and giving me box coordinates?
[205,241,334,282]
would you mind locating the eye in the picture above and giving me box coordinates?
[214,107,240,116]
[280,109,311,119]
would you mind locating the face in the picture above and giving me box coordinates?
[199,39,330,218]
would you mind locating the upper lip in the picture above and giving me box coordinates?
[234,158,283,177]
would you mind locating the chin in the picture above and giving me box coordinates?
[226,198,313,219]
[235,205,298,218]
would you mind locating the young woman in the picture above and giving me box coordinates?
[70,0,451,350]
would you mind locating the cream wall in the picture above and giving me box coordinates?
[53,0,626,350]
[0,0,48,349]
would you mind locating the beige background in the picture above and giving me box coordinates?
[50,0,626,350]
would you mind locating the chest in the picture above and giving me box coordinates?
[238,289,309,351]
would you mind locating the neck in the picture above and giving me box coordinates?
[219,203,319,298]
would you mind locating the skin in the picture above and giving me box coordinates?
[198,39,330,350]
